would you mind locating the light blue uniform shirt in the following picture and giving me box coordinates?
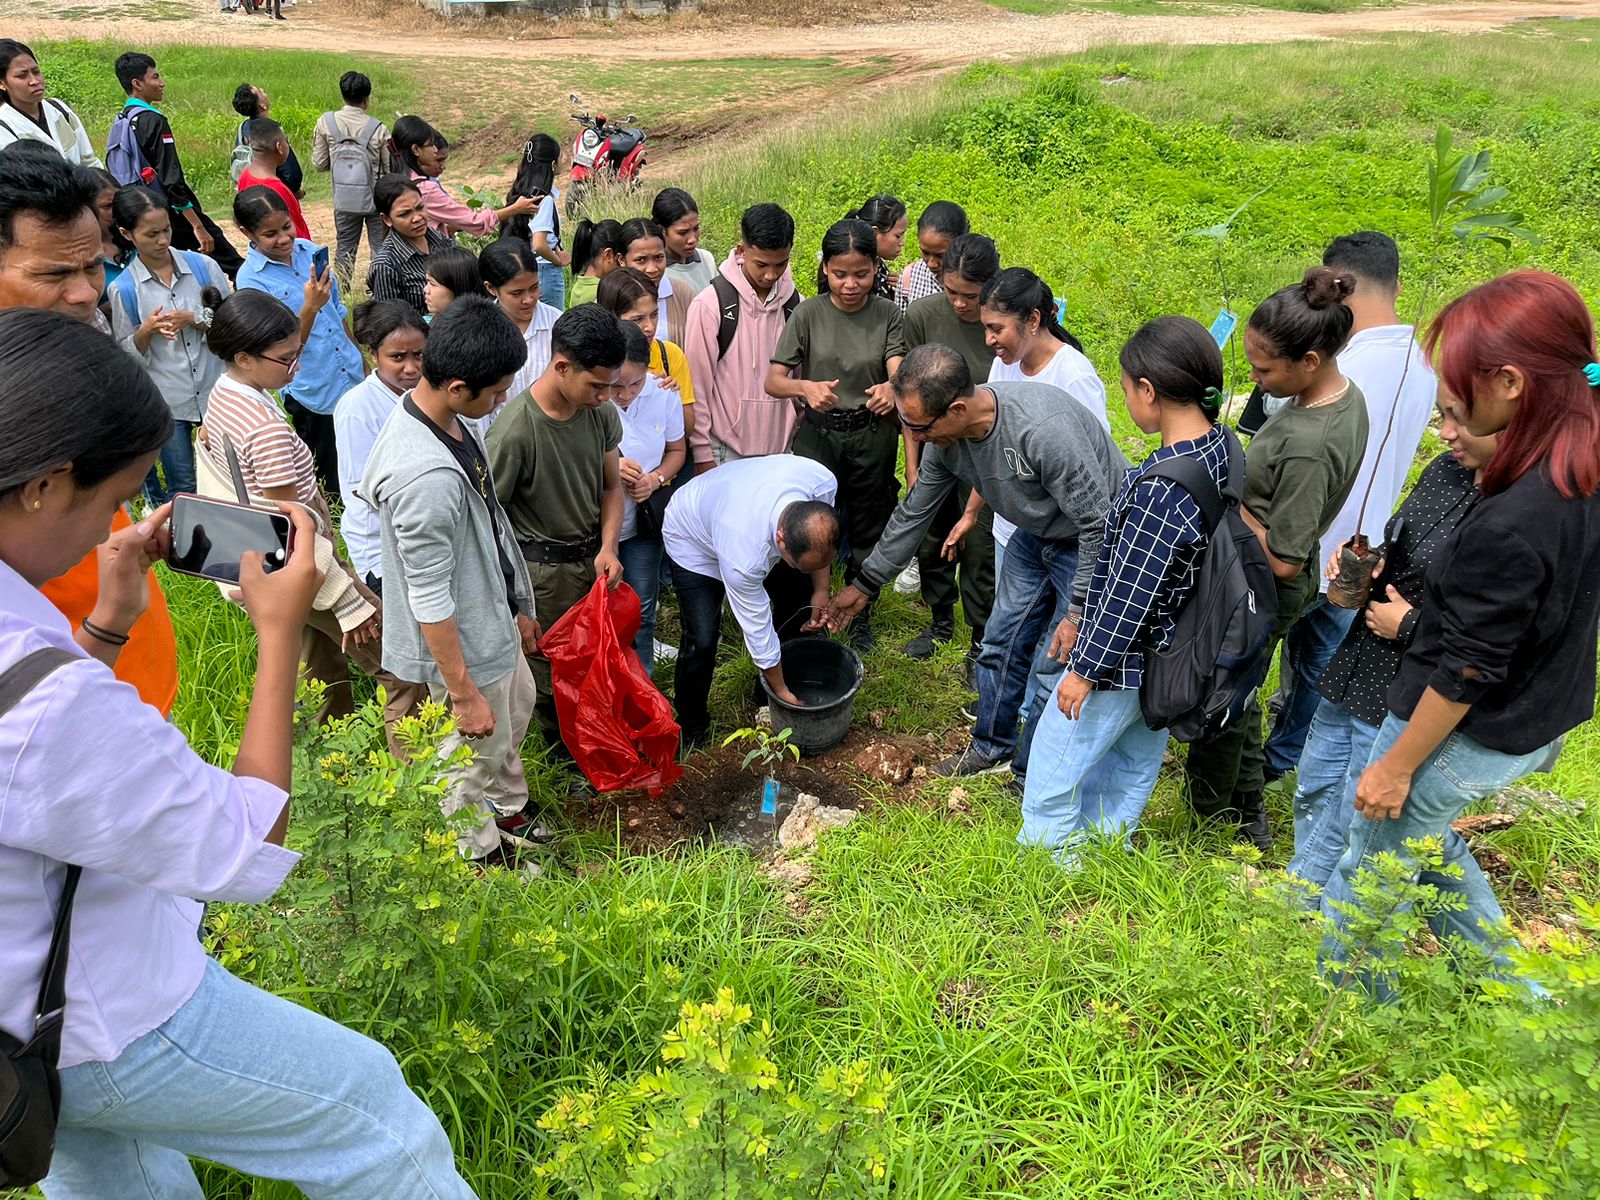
[236,239,364,416]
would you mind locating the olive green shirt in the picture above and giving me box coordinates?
[1243,382,1370,568]
[771,293,907,412]
[485,392,623,545]
[903,293,993,385]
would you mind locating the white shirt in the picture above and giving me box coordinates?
[0,561,298,1068]
[1319,325,1437,589]
[614,378,685,542]
[477,301,562,439]
[334,372,406,578]
[662,457,837,669]
[987,342,1110,547]
[531,191,562,251]
[657,274,674,338]
[0,99,102,168]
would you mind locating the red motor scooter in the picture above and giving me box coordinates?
[566,92,647,217]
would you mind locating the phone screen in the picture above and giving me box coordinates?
[168,496,291,584]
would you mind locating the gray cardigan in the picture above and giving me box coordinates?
[360,401,535,688]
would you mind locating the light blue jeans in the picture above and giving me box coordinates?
[1018,686,1168,857]
[44,958,476,1199]
[618,534,663,677]
[1319,715,1556,999]
[538,260,566,311]
[1287,697,1380,900]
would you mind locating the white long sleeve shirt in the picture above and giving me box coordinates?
[1319,324,1437,588]
[334,372,407,579]
[661,456,837,668]
[0,562,297,1068]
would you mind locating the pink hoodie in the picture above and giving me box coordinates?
[682,250,801,465]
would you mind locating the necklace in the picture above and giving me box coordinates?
[1298,379,1351,410]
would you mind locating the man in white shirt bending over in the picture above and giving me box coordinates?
[663,456,840,750]
[1263,231,1437,783]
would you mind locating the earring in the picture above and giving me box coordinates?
[32,500,42,510]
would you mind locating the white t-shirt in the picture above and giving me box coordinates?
[662,456,837,669]
[1317,324,1437,588]
[531,192,562,251]
[986,342,1110,548]
[614,377,685,542]
[333,372,406,578]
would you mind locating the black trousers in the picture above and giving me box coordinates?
[916,483,995,642]
[284,397,340,500]
[169,205,245,280]
[791,414,900,585]
[670,559,814,742]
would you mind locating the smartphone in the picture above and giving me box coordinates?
[312,245,330,280]
[167,494,293,585]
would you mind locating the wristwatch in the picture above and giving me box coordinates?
[655,473,667,489]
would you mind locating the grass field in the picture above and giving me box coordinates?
[40,21,1600,1200]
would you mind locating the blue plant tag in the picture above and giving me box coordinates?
[1209,309,1237,349]
[761,778,779,817]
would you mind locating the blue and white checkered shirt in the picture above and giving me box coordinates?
[1067,424,1232,690]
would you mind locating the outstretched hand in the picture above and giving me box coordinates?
[823,584,871,632]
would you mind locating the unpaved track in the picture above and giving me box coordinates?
[4,0,1597,66]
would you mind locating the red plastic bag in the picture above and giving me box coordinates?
[540,578,683,797]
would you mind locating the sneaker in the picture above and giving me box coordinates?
[931,745,1011,778]
[495,806,555,844]
[959,700,977,723]
[892,559,922,595]
[847,614,877,654]
[901,609,955,661]
[653,639,679,662]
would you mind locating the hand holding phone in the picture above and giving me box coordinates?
[167,494,293,585]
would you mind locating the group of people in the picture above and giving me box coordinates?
[2,44,1599,1200]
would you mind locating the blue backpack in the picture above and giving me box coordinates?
[105,109,167,205]
[112,250,215,330]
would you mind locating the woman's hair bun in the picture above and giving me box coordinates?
[1301,265,1356,310]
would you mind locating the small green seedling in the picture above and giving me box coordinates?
[723,725,802,777]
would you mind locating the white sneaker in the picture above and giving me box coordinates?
[893,559,921,595]
[653,639,679,662]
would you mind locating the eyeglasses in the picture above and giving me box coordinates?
[897,408,943,434]
[257,352,301,372]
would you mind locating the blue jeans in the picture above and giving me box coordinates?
[44,958,476,1199]
[1264,596,1357,775]
[1019,686,1168,856]
[1319,715,1556,999]
[972,529,1078,777]
[1287,698,1379,898]
[538,260,565,311]
[618,534,663,677]
[143,420,198,505]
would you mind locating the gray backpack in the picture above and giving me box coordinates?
[322,113,381,213]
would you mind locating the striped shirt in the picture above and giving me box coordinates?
[1067,424,1231,691]
[201,374,320,505]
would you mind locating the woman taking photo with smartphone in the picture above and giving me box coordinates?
[0,309,479,1199]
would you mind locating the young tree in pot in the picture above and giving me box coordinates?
[1329,125,1537,608]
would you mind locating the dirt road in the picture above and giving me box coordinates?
[4,0,1597,66]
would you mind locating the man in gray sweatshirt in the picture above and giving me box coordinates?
[361,297,543,868]
[827,344,1126,782]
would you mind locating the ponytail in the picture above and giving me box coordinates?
[980,267,1082,353]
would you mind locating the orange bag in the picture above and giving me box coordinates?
[540,578,683,797]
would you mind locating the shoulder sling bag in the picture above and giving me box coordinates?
[0,646,86,1189]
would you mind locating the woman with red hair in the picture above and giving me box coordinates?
[1321,270,1600,997]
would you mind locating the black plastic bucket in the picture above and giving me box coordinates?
[760,637,864,755]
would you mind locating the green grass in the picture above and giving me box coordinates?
[985,0,1405,17]
[81,23,1600,1199]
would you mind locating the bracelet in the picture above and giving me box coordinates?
[82,617,131,646]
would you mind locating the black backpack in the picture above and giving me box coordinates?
[1138,427,1278,742]
[708,273,799,361]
